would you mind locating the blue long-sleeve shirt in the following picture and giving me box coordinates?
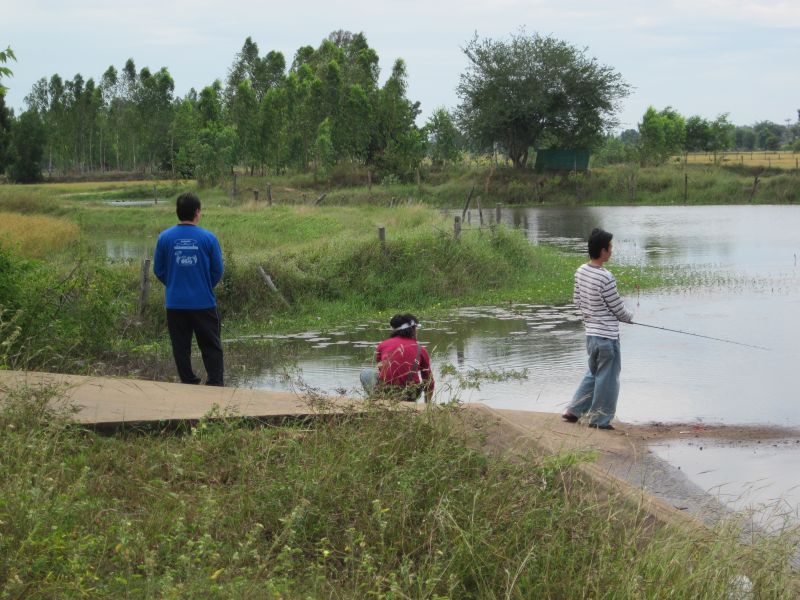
[153,224,223,309]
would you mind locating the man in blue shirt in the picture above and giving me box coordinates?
[154,193,225,386]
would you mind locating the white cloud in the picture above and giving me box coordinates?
[670,0,800,27]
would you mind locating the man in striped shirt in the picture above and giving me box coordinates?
[562,228,633,430]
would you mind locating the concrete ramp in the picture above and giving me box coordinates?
[0,370,357,426]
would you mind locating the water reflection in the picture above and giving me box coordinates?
[105,239,150,261]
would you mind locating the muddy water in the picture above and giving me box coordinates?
[230,205,800,428]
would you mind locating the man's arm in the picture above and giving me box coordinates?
[573,272,582,310]
[153,238,167,285]
[602,276,633,323]
[209,237,224,288]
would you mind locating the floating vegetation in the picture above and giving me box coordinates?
[440,362,530,389]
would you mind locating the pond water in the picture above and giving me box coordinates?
[229,205,800,429]
[650,437,800,529]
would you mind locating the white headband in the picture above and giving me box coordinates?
[392,320,418,331]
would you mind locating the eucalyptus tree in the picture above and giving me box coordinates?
[0,93,11,173]
[134,67,176,171]
[8,110,46,182]
[169,96,201,177]
[369,58,425,178]
[257,86,286,174]
[229,79,259,174]
[457,31,629,168]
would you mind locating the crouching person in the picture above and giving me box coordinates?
[360,313,434,402]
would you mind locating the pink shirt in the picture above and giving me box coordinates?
[375,337,434,390]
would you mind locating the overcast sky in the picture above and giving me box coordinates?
[4,0,799,130]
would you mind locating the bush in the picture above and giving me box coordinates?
[0,247,136,370]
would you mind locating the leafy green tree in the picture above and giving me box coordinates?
[638,106,685,165]
[135,67,175,171]
[333,84,371,162]
[425,107,462,167]
[684,114,732,156]
[0,44,15,173]
[169,97,201,177]
[684,116,711,152]
[198,80,223,127]
[0,93,12,174]
[226,36,261,106]
[230,79,259,174]
[707,114,734,155]
[8,110,46,182]
[258,87,287,174]
[313,117,335,175]
[620,129,639,145]
[753,121,783,150]
[0,46,15,96]
[457,31,630,168]
[734,126,756,151]
[195,122,237,186]
[370,59,423,178]
[592,133,638,166]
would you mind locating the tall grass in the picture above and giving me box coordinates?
[0,212,80,258]
[0,386,796,597]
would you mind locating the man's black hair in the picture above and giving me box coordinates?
[390,313,419,339]
[176,192,201,222]
[588,228,613,259]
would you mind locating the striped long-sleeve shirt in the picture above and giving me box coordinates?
[573,263,633,339]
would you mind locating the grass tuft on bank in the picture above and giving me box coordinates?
[0,386,796,598]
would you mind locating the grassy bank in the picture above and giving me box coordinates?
[0,190,665,373]
[216,162,800,207]
[7,160,799,209]
[0,386,796,598]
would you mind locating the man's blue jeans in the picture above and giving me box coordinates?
[568,336,621,427]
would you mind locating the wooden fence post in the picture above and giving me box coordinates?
[454,216,461,240]
[684,173,688,202]
[138,257,151,317]
[153,184,157,204]
[267,183,273,206]
[495,203,502,224]
[749,175,760,202]
[232,173,237,198]
[378,226,386,254]
[462,185,475,221]
[253,189,259,202]
[257,266,291,308]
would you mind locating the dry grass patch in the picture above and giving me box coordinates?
[0,212,80,258]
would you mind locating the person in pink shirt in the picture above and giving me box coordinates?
[360,313,434,402]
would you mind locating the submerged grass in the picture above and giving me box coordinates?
[0,385,796,598]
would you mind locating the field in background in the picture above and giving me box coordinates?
[682,150,800,170]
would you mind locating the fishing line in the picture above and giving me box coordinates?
[630,322,771,351]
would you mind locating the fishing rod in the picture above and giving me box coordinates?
[630,322,771,351]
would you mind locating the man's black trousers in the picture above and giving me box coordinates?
[166,307,224,386]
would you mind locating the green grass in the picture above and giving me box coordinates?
[0,386,796,598]
[0,181,678,373]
